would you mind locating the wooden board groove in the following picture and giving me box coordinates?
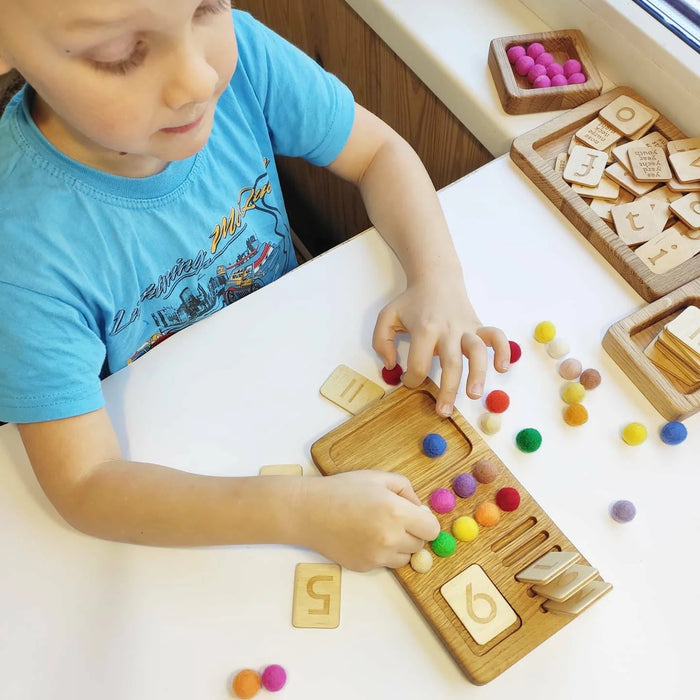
[311,380,609,684]
[511,86,695,301]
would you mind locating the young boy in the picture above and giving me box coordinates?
[0,0,510,572]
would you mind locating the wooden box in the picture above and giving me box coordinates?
[511,86,695,302]
[488,30,603,115]
[603,279,700,421]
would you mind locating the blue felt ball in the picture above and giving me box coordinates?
[423,433,447,457]
[660,421,687,445]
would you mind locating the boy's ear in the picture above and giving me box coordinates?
[0,56,13,75]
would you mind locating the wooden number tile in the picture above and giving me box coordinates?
[635,222,700,274]
[573,174,620,201]
[667,137,700,155]
[515,551,580,585]
[611,199,660,245]
[543,580,613,616]
[628,146,672,182]
[532,564,599,602]
[605,162,658,197]
[319,365,385,415]
[669,150,700,184]
[599,95,657,137]
[575,117,623,151]
[292,563,341,629]
[670,193,700,229]
[563,146,608,187]
[440,564,519,646]
[665,305,700,356]
[259,464,304,476]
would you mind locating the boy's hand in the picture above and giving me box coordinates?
[298,470,440,572]
[372,276,510,417]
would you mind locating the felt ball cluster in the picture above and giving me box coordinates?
[232,665,287,698]
[477,338,521,437]
[506,42,586,89]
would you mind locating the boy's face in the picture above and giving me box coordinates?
[0,0,238,176]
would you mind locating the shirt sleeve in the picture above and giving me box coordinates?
[0,282,106,423]
[232,10,356,166]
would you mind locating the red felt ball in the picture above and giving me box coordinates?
[381,364,403,385]
[485,389,510,413]
[509,340,522,363]
[496,487,520,512]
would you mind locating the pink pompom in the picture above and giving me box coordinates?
[261,665,287,692]
[526,42,545,59]
[535,51,554,67]
[514,55,535,76]
[506,45,526,63]
[563,58,582,77]
[551,74,568,87]
[533,75,552,89]
[527,64,547,84]
[429,488,456,514]
[567,72,587,84]
[546,62,564,78]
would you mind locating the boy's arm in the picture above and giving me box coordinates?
[326,104,510,417]
[18,409,439,570]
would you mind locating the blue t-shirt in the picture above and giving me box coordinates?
[0,10,355,423]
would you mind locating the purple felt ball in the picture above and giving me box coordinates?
[514,55,535,76]
[453,473,477,498]
[567,72,586,84]
[429,488,456,514]
[546,62,564,78]
[535,51,554,67]
[551,74,568,87]
[506,45,526,63]
[610,500,636,523]
[527,63,547,84]
[261,664,287,692]
[533,75,552,89]
[526,42,545,59]
[563,58,582,76]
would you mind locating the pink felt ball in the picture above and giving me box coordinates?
[563,58,582,76]
[546,62,564,78]
[567,72,586,84]
[551,74,568,87]
[535,51,554,67]
[514,55,535,76]
[526,42,545,59]
[261,664,287,692]
[429,488,456,514]
[533,75,552,89]
[506,45,526,63]
[527,64,547,84]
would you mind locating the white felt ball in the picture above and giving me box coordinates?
[410,548,433,574]
[547,338,570,359]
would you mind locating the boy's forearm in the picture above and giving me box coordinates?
[66,459,309,547]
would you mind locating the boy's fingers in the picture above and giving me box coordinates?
[386,552,412,569]
[372,308,400,369]
[435,347,464,417]
[477,326,511,372]
[406,504,441,542]
[461,334,488,399]
[402,333,435,388]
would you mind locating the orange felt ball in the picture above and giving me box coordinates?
[474,502,501,527]
[485,390,510,413]
[232,669,261,699]
[563,403,588,426]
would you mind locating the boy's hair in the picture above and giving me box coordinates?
[0,69,24,117]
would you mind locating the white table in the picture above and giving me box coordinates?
[1,156,698,699]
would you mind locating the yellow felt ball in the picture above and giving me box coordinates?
[452,516,479,542]
[561,381,585,404]
[534,321,556,343]
[622,422,647,445]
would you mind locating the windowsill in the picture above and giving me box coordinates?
[344,0,698,157]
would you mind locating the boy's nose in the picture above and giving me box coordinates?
[163,42,219,111]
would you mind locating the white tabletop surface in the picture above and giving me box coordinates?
[2,155,698,699]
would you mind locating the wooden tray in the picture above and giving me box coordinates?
[603,279,700,420]
[511,86,694,302]
[488,29,603,115]
[311,380,609,684]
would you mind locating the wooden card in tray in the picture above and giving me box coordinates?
[488,29,603,115]
[603,278,700,420]
[311,379,610,684]
[511,86,694,302]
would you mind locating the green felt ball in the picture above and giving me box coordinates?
[430,531,457,557]
[516,428,542,453]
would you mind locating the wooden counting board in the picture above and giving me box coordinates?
[311,379,611,684]
[511,86,698,302]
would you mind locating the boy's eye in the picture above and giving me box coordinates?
[195,0,232,18]
[88,41,147,75]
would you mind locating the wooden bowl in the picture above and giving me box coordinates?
[488,29,603,115]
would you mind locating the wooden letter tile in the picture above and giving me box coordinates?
[532,564,599,602]
[669,150,700,184]
[635,222,700,274]
[667,137,700,154]
[599,95,656,137]
[628,146,672,182]
[563,146,608,187]
[611,199,660,245]
[575,117,623,150]
[670,192,700,229]
[605,162,658,197]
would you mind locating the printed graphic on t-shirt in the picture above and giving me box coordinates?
[111,169,295,365]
